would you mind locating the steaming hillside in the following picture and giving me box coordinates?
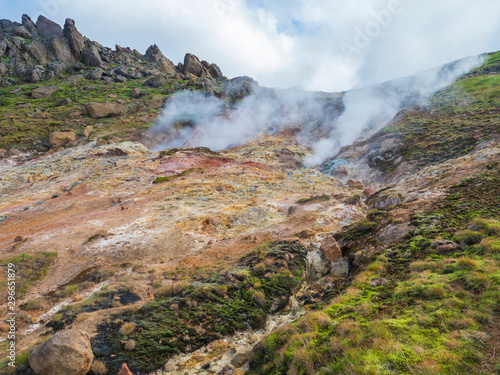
[0,14,499,375]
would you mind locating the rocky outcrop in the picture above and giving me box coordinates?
[36,15,63,40]
[0,15,225,86]
[22,14,39,39]
[183,53,224,79]
[63,18,85,57]
[183,53,205,77]
[145,44,176,75]
[86,102,127,118]
[28,330,94,375]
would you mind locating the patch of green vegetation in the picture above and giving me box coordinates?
[158,146,217,158]
[296,195,330,205]
[248,172,500,375]
[370,53,500,174]
[92,240,307,373]
[0,75,224,154]
[0,252,57,299]
[343,194,361,205]
[153,168,203,184]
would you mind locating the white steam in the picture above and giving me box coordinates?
[150,54,484,166]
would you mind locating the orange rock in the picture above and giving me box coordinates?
[319,236,342,263]
[118,363,133,375]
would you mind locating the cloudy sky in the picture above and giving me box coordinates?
[2,0,500,91]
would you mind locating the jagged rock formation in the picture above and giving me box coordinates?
[0,15,226,86]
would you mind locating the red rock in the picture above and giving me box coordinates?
[363,185,377,198]
[319,236,342,263]
[118,363,133,375]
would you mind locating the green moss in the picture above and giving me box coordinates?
[92,240,308,373]
[296,195,330,205]
[0,252,57,298]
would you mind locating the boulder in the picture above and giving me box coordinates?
[25,41,49,65]
[36,15,63,40]
[131,87,142,98]
[431,240,457,254]
[319,236,342,263]
[83,125,93,138]
[30,65,45,83]
[330,257,349,278]
[63,19,85,57]
[144,44,176,75]
[224,76,255,98]
[86,102,127,118]
[89,67,104,80]
[183,53,204,77]
[231,351,250,368]
[346,179,364,189]
[82,45,102,67]
[32,86,59,99]
[13,26,33,39]
[28,330,93,375]
[332,165,349,178]
[307,250,329,280]
[0,19,16,34]
[144,74,166,88]
[369,191,403,210]
[48,36,75,66]
[370,278,388,287]
[0,63,7,75]
[49,131,78,148]
[296,228,316,239]
[208,63,224,79]
[66,75,83,84]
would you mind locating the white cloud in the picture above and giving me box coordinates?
[2,0,500,91]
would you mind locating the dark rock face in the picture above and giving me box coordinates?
[36,15,63,40]
[13,25,33,39]
[22,14,39,39]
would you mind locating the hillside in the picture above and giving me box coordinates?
[0,15,499,375]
